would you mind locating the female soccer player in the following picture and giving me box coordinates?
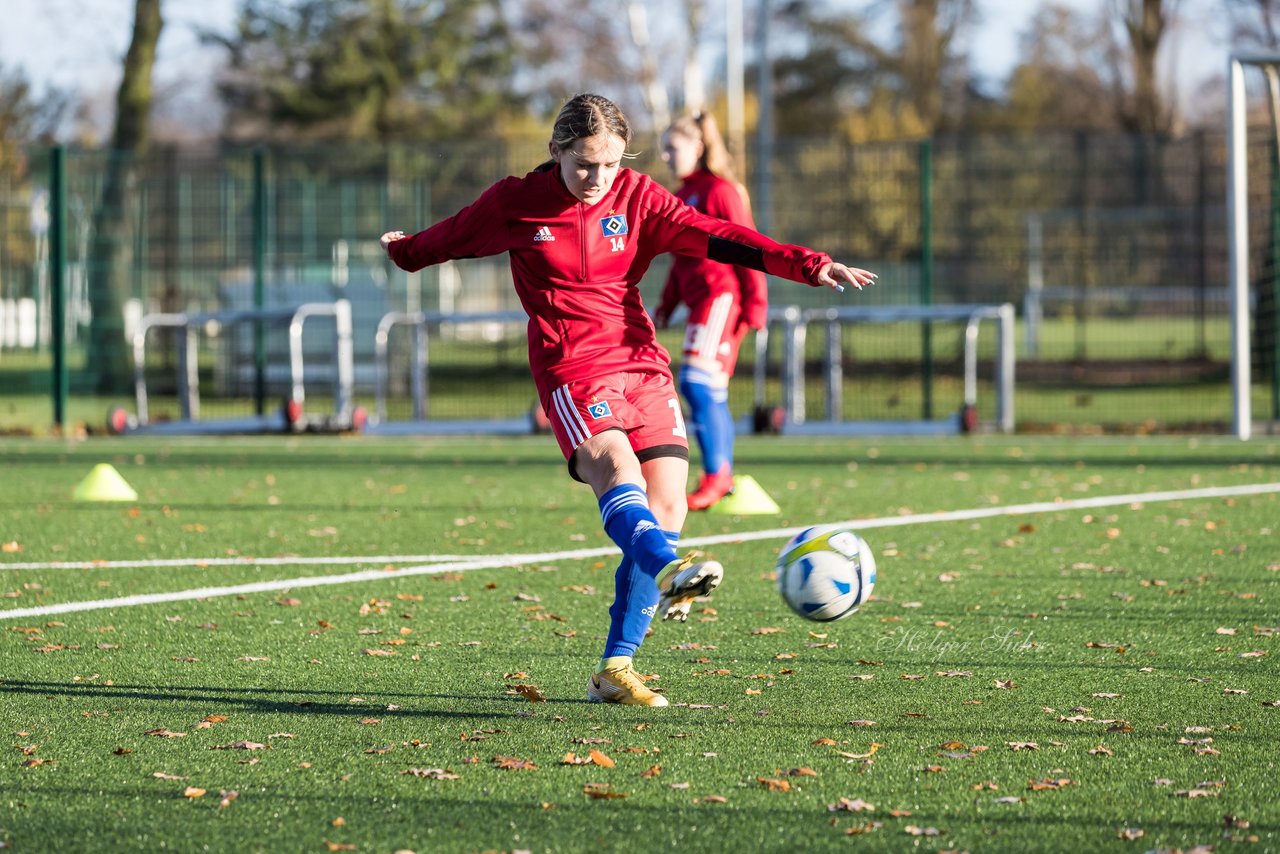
[381,94,875,706]
[654,113,764,511]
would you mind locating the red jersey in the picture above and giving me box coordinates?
[657,169,768,330]
[386,166,831,396]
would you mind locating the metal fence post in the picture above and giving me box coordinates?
[253,147,267,415]
[920,139,934,421]
[49,145,68,429]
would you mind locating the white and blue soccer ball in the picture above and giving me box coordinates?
[775,526,876,621]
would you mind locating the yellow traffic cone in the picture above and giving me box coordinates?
[707,474,780,515]
[73,464,138,502]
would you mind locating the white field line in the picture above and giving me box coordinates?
[0,555,476,571]
[2,481,1276,622]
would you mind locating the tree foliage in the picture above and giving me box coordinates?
[985,3,1120,131]
[209,0,520,143]
[764,0,978,141]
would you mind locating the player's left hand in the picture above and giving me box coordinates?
[817,262,876,292]
[380,230,407,251]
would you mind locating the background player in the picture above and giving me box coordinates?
[655,113,765,511]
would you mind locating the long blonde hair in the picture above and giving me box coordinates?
[666,112,749,206]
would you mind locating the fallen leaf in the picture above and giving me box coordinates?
[757,777,791,792]
[904,825,942,836]
[582,783,628,799]
[588,749,615,768]
[510,684,546,703]
[145,728,186,738]
[829,797,875,812]
[1028,777,1073,791]
[1174,788,1219,798]
[835,743,882,760]
[182,787,206,798]
[493,755,537,771]
[1117,828,1144,840]
[1007,742,1039,751]
[209,741,266,751]
[402,768,459,780]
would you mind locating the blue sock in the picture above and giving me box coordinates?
[598,484,679,578]
[603,530,679,659]
[680,365,732,475]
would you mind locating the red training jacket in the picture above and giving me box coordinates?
[656,168,768,331]
[386,166,831,397]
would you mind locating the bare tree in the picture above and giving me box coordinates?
[1223,0,1280,48]
[1111,0,1175,135]
[85,0,163,393]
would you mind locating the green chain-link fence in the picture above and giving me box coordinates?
[0,130,1275,435]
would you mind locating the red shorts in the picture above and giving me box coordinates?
[682,292,747,376]
[543,370,689,482]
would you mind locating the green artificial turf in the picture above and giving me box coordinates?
[1,435,1277,852]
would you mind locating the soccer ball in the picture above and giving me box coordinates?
[775,526,876,621]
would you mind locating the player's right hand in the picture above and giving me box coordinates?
[380,230,406,251]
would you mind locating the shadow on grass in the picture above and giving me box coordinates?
[0,679,595,717]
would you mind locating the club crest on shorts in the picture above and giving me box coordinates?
[587,399,613,419]
[599,214,628,237]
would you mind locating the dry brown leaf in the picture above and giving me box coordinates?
[700,795,728,804]
[145,728,186,738]
[641,765,662,778]
[402,768,459,780]
[752,627,785,635]
[835,743,881,760]
[210,741,267,751]
[904,825,942,836]
[322,842,356,852]
[510,684,546,702]
[829,797,874,812]
[1175,788,1219,798]
[588,749,615,768]
[493,755,537,771]
[757,777,791,792]
[182,787,206,798]
[1117,828,1144,840]
[1007,742,1039,751]
[582,783,627,799]
[1028,777,1073,791]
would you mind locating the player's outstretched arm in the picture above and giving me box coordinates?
[816,262,877,292]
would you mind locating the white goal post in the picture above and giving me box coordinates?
[1228,51,1280,440]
